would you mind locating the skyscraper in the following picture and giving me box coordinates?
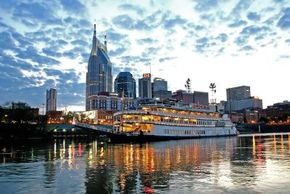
[226,86,251,101]
[153,77,167,92]
[46,88,57,113]
[226,86,262,112]
[114,72,136,98]
[86,24,113,111]
[138,73,152,99]
[152,77,172,100]
[193,91,209,106]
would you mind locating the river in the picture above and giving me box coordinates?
[1,133,290,194]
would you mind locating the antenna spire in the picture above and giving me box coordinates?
[149,63,152,76]
[93,24,96,36]
[91,24,97,55]
[104,34,107,51]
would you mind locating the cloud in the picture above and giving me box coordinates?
[0,20,12,30]
[42,48,62,58]
[229,20,247,28]
[0,0,19,11]
[231,0,252,17]
[16,45,60,66]
[216,33,228,42]
[273,0,288,3]
[63,51,78,59]
[0,64,23,81]
[194,0,218,11]
[112,15,135,29]
[137,38,158,45]
[241,25,270,35]
[279,55,290,59]
[159,57,176,63]
[239,45,254,51]
[142,46,161,57]
[119,55,151,64]
[60,0,86,13]
[118,3,145,15]
[106,29,128,43]
[109,46,127,57]
[143,10,168,28]
[0,67,86,107]
[235,36,248,46]
[81,53,90,63]
[277,7,290,30]
[195,37,210,53]
[12,2,59,25]
[247,12,261,21]
[113,10,172,32]
[112,14,151,31]
[71,39,88,47]
[44,68,63,77]
[0,32,17,50]
[163,15,187,29]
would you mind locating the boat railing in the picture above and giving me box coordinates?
[114,119,219,127]
[114,110,219,120]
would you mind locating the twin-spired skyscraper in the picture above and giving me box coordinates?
[86,24,112,111]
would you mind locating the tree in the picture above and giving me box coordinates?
[259,117,269,123]
[63,111,74,124]
[185,78,191,93]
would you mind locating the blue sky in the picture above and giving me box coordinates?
[0,0,290,111]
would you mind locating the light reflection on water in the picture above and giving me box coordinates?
[0,133,290,194]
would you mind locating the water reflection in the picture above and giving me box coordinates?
[0,134,290,193]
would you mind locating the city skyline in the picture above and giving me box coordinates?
[0,0,290,111]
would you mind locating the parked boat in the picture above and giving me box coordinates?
[112,104,238,140]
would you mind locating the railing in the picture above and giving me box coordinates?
[114,110,219,120]
[75,123,113,133]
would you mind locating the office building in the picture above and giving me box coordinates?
[226,96,263,112]
[259,100,290,119]
[153,90,172,100]
[172,90,194,105]
[152,77,171,100]
[153,77,167,92]
[114,72,136,99]
[226,86,262,112]
[138,73,152,99]
[46,88,57,113]
[86,24,113,111]
[193,91,209,106]
[226,86,251,101]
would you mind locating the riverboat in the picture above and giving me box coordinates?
[112,105,238,140]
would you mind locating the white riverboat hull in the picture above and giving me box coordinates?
[144,124,238,138]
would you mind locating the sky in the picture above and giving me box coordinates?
[0,0,289,111]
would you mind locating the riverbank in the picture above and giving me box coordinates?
[0,123,100,142]
[237,123,290,134]
[0,123,50,142]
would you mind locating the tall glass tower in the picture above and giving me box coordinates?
[46,88,57,113]
[86,24,112,111]
[114,72,136,99]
